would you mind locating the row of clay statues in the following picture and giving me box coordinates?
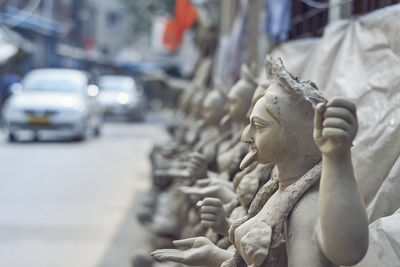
[139,56,370,267]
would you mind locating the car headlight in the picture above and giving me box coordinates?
[4,102,23,119]
[64,99,85,112]
[117,93,130,105]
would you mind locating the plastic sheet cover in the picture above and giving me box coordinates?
[272,5,400,222]
[353,209,400,267]
[272,5,400,265]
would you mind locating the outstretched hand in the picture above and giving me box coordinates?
[179,184,237,203]
[151,237,223,266]
[196,177,234,189]
[314,98,358,156]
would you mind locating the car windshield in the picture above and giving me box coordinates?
[24,79,82,93]
[99,77,136,93]
[23,71,86,94]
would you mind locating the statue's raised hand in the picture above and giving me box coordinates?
[151,237,230,267]
[314,98,358,156]
[198,197,230,236]
[188,152,208,179]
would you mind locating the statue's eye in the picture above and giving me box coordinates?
[255,123,266,131]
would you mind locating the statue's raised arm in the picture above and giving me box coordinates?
[314,98,369,265]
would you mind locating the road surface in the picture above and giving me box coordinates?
[0,117,168,267]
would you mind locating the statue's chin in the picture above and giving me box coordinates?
[240,150,258,169]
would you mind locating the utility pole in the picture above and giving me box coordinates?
[329,0,353,22]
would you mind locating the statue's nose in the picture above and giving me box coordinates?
[241,124,254,143]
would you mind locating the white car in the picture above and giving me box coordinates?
[98,75,146,121]
[3,68,103,142]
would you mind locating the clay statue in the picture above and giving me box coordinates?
[183,64,258,187]
[154,89,229,180]
[151,56,369,267]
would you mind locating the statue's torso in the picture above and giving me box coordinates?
[234,182,334,267]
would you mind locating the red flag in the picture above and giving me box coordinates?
[162,0,198,52]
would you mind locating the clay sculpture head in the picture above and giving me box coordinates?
[178,83,197,115]
[240,56,326,170]
[190,85,207,120]
[202,90,227,127]
[221,65,257,126]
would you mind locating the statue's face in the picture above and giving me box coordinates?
[248,97,282,164]
[240,85,286,169]
[191,91,205,118]
[202,93,223,126]
[228,81,249,122]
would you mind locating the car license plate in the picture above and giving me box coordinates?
[28,116,50,125]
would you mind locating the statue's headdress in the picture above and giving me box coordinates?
[265,56,327,107]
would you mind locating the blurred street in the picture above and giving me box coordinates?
[0,116,168,267]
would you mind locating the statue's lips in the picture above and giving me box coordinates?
[240,149,258,170]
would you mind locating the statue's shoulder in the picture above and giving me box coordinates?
[287,183,319,235]
[285,184,333,265]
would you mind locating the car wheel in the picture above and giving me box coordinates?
[128,113,144,122]
[7,132,17,143]
[73,130,86,142]
[73,134,85,142]
[32,132,40,142]
[94,126,101,137]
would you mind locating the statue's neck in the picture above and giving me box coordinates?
[277,156,321,191]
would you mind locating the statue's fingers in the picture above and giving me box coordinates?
[202,197,223,207]
[151,249,185,262]
[314,103,326,138]
[173,238,198,249]
[178,186,192,193]
[324,107,356,126]
[196,200,203,208]
[201,219,215,228]
[200,213,216,221]
[322,117,352,133]
[322,127,350,141]
[200,205,218,214]
[179,186,201,196]
[190,152,206,160]
[188,161,201,170]
[189,152,201,158]
[189,158,203,166]
[328,98,356,116]
[196,178,211,187]
[157,254,185,263]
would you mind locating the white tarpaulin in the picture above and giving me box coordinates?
[353,209,400,267]
[272,5,400,266]
[272,4,400,222]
